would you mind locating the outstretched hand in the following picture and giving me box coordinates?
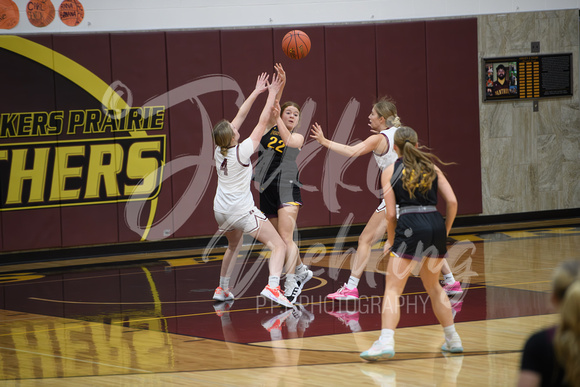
[269,72,284,94]
[274,63,286,85]
[254,72,269,94]
[310,122,327,144]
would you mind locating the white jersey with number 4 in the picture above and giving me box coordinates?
[213,138,256,215]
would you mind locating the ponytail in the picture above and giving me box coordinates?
[391,115,402,128]
[213,120,234,157]
[374,97,401,128]
[394,126,454,198]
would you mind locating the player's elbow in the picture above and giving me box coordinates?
[446,197,458,210]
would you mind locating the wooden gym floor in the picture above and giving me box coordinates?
[0,225,579,386]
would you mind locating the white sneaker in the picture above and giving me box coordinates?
[260,285,293,308]
[360,337,395,361]
[441,332,463,353]
[296,266,313,290]
[284,280,300,304]
[213,286,234,302]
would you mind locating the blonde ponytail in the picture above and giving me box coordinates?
[213,120,234,157]
[374,97,401,128]
[394,126,453,198]
[391,115,402,128]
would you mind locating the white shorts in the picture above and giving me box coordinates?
[376,200,400,218]
[215,206,268,233]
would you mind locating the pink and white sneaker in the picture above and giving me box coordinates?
[442,281,463,296]
[327,284,359,300]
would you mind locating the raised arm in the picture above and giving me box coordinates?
[230,72,268,131]
[266,63,287,129]
[310,122,383,158]
[248,73,284,149]
[435,166,458,236]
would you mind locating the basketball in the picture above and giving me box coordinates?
[282,30,311,60]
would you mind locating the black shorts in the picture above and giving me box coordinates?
[259,183,302,217]
[390,212,447,260]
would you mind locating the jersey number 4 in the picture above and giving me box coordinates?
[220,159,228,176]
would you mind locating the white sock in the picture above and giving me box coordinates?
[443,324,457,341]
[268,276,280,288]
[286,274,297,286]
[348,320,362,332]
[443,273,455,284]
[346,276,360,290]
[219,276,230,289]
[380,329,395,343]
[295,263,306,274]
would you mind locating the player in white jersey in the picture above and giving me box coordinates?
[212,71,292,308]
[310,98,402,311]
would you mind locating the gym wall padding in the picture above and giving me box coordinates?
[1,35,62,253]
[54,34,119,248]
[0,18,481,255]
[425,19,482,216]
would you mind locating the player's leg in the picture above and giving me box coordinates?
[441,259,462,295]
[360,254,414,361]
[328,209,387,300]
[420,258,463,353]
[250,215,292,308]
[213,228,243,302]
[277,204,300,273]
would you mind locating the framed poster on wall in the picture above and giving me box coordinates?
[483,53,573,101]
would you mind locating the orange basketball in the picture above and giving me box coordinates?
[282,30,311,60]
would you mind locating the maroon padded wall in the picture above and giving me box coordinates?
[425,19,482,215]
[376,21,429,143]
[166,30,223,238]
[325,24,380,226]
[53,34,120,248]
[109,32,172,243]
[1,35,62,252]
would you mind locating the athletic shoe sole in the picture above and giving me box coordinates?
[360,350,395,362]
[441,344,464,353]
